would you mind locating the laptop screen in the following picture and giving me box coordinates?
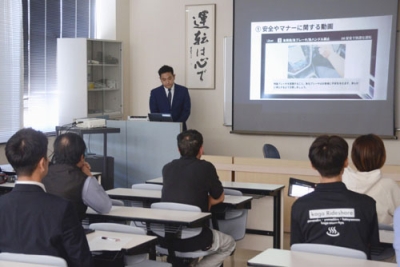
[148,113,173,122]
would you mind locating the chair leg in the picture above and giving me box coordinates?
[167,255,184,267]
[167,256,200,267]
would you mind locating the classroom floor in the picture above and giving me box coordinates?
[222,232,291,267]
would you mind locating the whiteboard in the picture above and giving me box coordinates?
[223,36,233,126]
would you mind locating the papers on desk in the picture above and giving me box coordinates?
[87,230,155,252]
[0,164,15,174]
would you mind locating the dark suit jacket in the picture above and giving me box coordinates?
[149,83,191,130]
[0,184,93,267]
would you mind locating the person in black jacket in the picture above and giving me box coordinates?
[0,128,93,267]
[290,135,380,258]
[42,132,112,221]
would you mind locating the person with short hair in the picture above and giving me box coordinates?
[42,132,112,221]
[149,65,191,131]
[290,135,380,258]
[161,129,236,267]
[0,128,93,267]
[343,134,400,225]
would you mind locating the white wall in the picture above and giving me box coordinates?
[1,1,399,166]
[96,0,116,40]
[124,0,400,164]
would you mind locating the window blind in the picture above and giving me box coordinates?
[0,1,23,143]
[22,0,96,132]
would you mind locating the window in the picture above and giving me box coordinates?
[0,1,23,143]
[22,0,96,132]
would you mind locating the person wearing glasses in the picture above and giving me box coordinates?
[0,128,93,266]
[42,132,112,221]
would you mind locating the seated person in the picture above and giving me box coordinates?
[291,135,379,258]
[393,206,400,263]
[343,134,400,225]
[0,128,93,266]
[42,132,112,221]
[161,129,236,267]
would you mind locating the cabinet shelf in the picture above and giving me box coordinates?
[57,38,123,125]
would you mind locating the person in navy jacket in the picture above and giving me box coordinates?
[150,65,191,131]
[0,128,93,267]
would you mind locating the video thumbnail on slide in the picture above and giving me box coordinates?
[249,16,392,100]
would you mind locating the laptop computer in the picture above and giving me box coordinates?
[148,113,173,122]
[288,177,316,198]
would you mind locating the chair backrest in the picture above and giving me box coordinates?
[379,223,394,231]
[111,199,124,206]
[262,144,280,159]
[130,183,163,208]
[0,252,67,267]
[291,243,367,259]
[217,189,248,240]
[132,183,163,190]
[150,202,202,239]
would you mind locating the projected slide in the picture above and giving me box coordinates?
[250,16,392,100]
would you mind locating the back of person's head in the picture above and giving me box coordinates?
[351,134,386,172]
[158,65,174,77]
[52,132,86,165]
[177,129,203,157]
[308,135,348,178]
[5,128,48,176]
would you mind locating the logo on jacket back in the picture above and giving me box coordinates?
[326,227,340,237]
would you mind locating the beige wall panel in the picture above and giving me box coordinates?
[202,155,233,181]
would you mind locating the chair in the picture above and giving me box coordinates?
[89,223,171,267]
[215,189,248,241]
[290,243,367,259]
[0,252,67,266]
[370,224,395,261]
[150,202,216,265]
[111,199,125,206]
[262,144,280,159]
[130,183,163,207]
[130,183,163,228]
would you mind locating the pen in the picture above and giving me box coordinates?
[101,236,120,242]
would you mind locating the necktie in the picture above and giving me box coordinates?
[167,89,172,108]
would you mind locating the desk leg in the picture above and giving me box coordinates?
[273,191,281,248]
[211,214,219,231]
[165,232,181,266]
[149,244,156,260]
[103,133,108,188]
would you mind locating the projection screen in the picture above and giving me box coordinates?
[232,0,398,137]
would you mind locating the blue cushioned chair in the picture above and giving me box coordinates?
[262,144,281,159]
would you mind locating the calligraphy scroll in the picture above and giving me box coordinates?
[185,4,215,89]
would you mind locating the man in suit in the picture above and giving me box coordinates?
[150,65,191,131]
[0,128,93,267]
